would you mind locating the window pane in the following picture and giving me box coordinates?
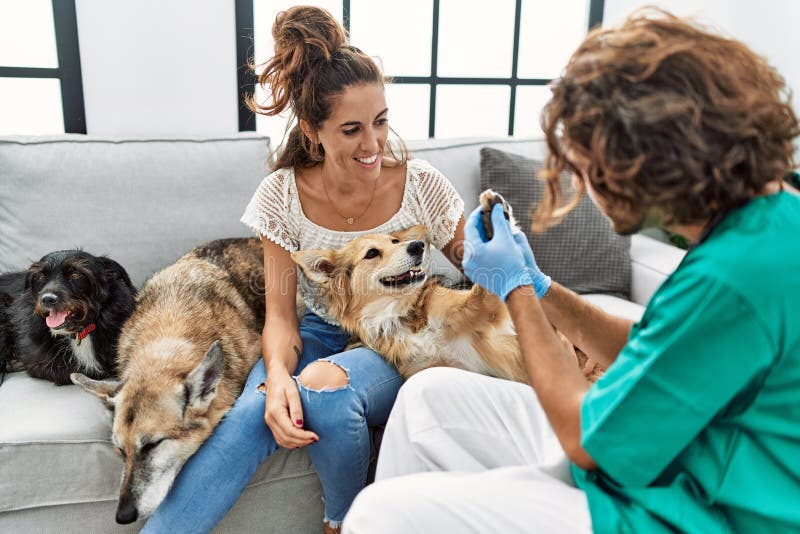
[350,0,432,77]
[517,0,588,79]
[513,85,551,137]
[0,78,63,134]
[385,84,430,140]
[437,0,515,78]
[253,0,343,76]
[0,0,58,68]
[435,85,509,138]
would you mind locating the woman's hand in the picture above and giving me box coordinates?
[262,367,319,448]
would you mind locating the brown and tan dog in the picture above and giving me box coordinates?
[70,238,265,525]
[292,223,530,382]
[291,192,602,384]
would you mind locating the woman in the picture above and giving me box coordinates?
[142,6,466,533]
[344,9,800,534]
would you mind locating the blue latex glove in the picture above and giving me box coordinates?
[510,227,552,299]
[463,204,535,301]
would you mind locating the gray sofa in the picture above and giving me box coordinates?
[0,134,685,533]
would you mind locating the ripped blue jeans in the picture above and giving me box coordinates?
[141,311,403,533]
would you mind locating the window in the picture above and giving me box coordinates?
[237,0,603,141]
[0,0,86,134]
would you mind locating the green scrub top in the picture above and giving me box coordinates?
[572,191,800,533]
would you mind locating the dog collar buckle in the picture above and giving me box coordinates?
[75,323,96,345]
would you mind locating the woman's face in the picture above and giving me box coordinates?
[311,82,389,179]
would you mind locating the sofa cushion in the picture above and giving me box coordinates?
[0,370,319,517]
[479,147,632,299]
[0,134,271,286]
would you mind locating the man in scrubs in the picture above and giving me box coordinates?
[344,9,800,533]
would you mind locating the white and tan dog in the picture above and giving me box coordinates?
[292,224,530,382]
[292,189,602,384]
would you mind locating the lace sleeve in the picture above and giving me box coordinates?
[240,169,300,253]
[410,160,465,250]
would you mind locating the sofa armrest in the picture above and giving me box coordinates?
[630,234,686,306]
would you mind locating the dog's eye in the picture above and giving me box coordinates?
[364,248,381,260]
[69,271,83,280]
[114,446,125,458]
[140,438,166,456]
[391,239,399,244]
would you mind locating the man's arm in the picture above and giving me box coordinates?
[540,282,633,369]
[506,287,598,470]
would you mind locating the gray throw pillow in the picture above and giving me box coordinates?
[479,147,631,299]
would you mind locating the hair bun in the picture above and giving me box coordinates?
[273,6,346,69]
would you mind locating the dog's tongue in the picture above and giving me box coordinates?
[46,310,69,328]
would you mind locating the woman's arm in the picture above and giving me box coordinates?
[260,237,318,448]
[440,215,466,271]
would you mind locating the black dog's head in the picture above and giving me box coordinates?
[25,250,135,334]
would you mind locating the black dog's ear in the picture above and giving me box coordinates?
[97,257,135,292]
[24,261,44,291]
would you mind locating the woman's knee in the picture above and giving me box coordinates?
[296,361,360,433]
[297,360,350,391]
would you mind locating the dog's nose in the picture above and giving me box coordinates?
[407,241,425,257]
[115,496,138,524]
[40,292,58,306]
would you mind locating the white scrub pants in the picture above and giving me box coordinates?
[343,367,592,533]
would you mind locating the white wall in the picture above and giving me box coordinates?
[75,0,238,136]
[603,0,800,117]
[72,1,800,137]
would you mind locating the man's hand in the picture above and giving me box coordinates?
[463,204,537,301]
[510,230,552,299]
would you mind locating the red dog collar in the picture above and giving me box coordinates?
[75,323,96,344]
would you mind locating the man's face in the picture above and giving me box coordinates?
[566,147,650,236]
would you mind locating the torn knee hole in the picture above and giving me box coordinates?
[297,361,349,390]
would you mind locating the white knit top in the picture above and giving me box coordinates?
[241,158,464,324]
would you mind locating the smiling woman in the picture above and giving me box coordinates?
[138,6,466,534]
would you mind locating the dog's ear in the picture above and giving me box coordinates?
[24,261,44,291]
[184,340,224,412]
[97,257,136,292]
[291,249,337,285]
[71,373,121,411]
[392,224,428,242]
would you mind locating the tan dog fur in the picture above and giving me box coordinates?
[292,225,530,382]
[71,238,266,524]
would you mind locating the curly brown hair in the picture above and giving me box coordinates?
[247,6,407,170]
[534,8,799,232]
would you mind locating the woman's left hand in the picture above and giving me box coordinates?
[462,204,534,301]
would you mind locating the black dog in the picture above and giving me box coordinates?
[0,250,136,385]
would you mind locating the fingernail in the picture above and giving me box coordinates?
[296,419,303,426]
